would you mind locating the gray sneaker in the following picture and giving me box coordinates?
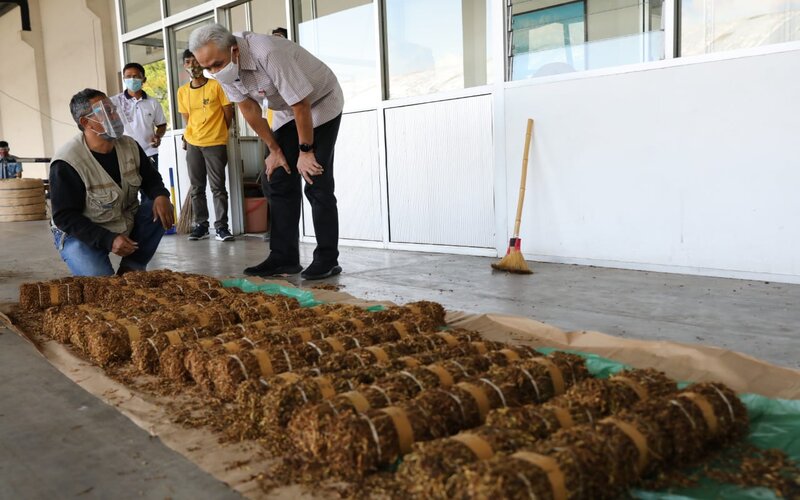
[188,224,209,240]
[216,227,235,242]
[262,230,271,242]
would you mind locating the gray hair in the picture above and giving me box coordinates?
[69,88,106,131]
[189,23,237,53]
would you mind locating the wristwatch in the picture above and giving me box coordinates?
[299,143,314,153]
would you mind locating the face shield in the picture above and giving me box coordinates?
[85,98,125,140]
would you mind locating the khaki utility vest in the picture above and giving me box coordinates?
[52,134,142,235]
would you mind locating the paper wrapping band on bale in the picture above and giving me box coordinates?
[452,433,495,460]
[499,348,521,362]
[612,375,649,400]
[314,377,336,400]
[470,342,488,355]
[277,372,302,384]
[223,341,242,354]
[391,321,410,339]
[550,406,575,430]
[512,451,568,500]
[381,406,415,454]
[341,391,372,413]
[680,392,719,435]
[323,337,346,353]
[604,417,650,472]
[294,328,313,342]
[118,320,141,342]
[366,346,390,363]
[399,356,421,368]
[435,332,458,348]
[252,349,273,376]
[348,318,366,329]
[166,330,183,345]
[425,364,455,388]
[456,382,491,422]
[530,357,566,395]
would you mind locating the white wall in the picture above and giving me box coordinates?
[503,48,800,282]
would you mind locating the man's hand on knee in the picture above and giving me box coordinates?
[152,195,175,229]
[112,235,139,257]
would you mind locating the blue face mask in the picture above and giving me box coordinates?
[123,78,143,92]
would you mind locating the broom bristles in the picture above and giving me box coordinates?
[176,192,193,234]
[491,247,533,274]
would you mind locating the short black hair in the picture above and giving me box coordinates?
[182,49,194,61]
[69,88,106,131]
[0,141,8,148]
[272,27,288,38]
[123,62,146,77]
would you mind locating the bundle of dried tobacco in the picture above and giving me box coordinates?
[320,353,587,477]
[399,368,676,498]
[289,349,542,458]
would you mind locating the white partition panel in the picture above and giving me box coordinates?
[503,48,800,282]
[385,95,495,248]
[303,111,383,241]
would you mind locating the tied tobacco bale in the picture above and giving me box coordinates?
[203,328,479,400]
[400,427,541,499]
[230,365,394,442]
[84,311,187,366]
[225,294,300,323]
[204,319,463,400]
[398,368,677,498]
[453,411,665,500]
[321,353,587,478]
[130,324,228,374]
[103,304,237,369]
[450,382,748,499]
[289,348,541,458]
[636,382,749,466]
[317,330,493,373]
[18,277,88,310]
[486,368,677,435]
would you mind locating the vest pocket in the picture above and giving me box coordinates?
[125,172,142,201]
[86,189,120,223]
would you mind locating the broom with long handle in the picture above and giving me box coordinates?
[492,118,534,274]
[176,190,193,234]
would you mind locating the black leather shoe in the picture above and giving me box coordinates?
[300,262,342,280]
[243,258,302,277]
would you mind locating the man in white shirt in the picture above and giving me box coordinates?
[189,24,344,280]
[110,63,168,168]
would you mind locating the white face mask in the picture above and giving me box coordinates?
[206,47,239,85]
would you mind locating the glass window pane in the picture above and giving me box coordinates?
[293,0,379,108]
[681,0,800,56]
[124,32,171,130]
[166,0,207,17]
[122,0,161,32]
[169,16,214,129]
[510,0,665,80]
[385,0,492,99]
[250,0,288,36]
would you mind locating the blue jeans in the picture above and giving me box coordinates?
[53,199,165,276]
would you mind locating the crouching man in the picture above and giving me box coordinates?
[49,88,174,276]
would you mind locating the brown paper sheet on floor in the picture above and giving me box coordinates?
[2,282,800,500]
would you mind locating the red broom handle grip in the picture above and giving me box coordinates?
[513,119,534,239]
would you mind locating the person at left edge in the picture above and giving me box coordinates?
[49,88,174,277]
[109,62,167,169]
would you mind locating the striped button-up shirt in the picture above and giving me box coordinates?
[222,32,344,131]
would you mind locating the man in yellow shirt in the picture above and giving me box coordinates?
[178,49,235,241]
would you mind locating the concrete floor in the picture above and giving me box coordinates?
[2,220,799,498]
